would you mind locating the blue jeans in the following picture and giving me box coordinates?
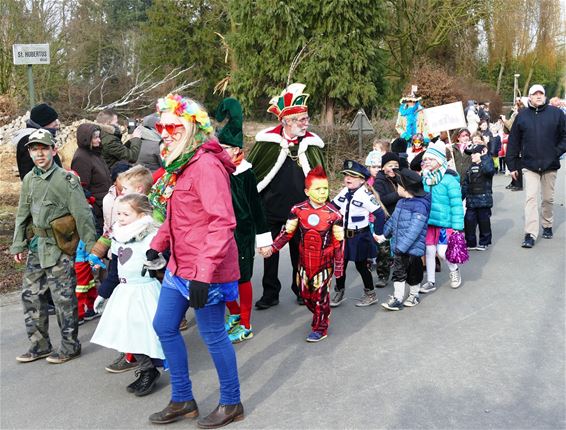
[153,285,240,404]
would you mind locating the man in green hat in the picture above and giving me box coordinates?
[11,129,97,364]
[215,98,272,342]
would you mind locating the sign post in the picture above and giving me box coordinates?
[12,43,50,109]
[349,108,374,158]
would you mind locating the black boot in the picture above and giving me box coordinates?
[134,367,160,397]
[126,370,143,393]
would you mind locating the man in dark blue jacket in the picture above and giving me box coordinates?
[507,84,566,248]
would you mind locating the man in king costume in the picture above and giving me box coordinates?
[247,83,326,310]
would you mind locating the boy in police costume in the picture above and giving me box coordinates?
[11,129,97,364]
[331,160,386,307]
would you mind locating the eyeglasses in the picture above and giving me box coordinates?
[155,122,184,135]
[292,116,310,124]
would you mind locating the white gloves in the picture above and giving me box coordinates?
[375,234,386,244]
[94,296,106,314]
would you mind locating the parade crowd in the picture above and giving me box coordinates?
[9,83,566,428]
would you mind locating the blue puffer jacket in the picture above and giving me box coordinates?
[462,155,495,208]
[384,194,431,257]
[423,170,464,230]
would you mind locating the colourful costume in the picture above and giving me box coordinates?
[215,98,272,342]
[247,84,326,308]
[271,167,343,341]
[395,95,428,146]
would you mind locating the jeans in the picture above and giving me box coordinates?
[153,285,240,404]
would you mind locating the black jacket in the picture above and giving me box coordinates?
[373,171,399,216]
[507,103,566,172]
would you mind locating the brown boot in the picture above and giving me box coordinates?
[149,400,199,424]
[197,403,244,429]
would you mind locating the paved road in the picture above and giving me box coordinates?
[1,170,564,429]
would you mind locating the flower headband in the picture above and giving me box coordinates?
[156,94,213,135]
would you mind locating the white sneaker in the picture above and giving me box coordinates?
[449,268,462,288]
[403,294,420,307]
[419,282,437,294]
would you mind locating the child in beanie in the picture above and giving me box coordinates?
[420,140,465,292]
[381,168,431,310]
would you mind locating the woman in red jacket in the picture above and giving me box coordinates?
[146,94,243,428]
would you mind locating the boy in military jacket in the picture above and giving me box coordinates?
[11,129,97,364]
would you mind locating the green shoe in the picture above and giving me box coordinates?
[224,314,240,333]
[228,325,253,344]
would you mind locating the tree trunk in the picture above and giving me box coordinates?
[495,59,505,95]
[321,96,334,127]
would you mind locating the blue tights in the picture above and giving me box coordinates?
[153,285,240,404]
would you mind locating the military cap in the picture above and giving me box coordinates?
[26,129,56,147]
[341,159,370,179]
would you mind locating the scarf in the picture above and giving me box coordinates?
[112,215,156,244]
[148,132,206,223]
[422,163,447,186]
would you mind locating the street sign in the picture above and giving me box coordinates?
[423,101,466,134]
[12,44,50,65]
[349,108,374,158]
[349,109,374,134]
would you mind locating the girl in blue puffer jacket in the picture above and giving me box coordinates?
[381,169,431,310]
[420,141,465,292]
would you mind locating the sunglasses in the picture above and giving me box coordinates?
[155,122,184,135]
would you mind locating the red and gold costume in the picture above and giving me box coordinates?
[272,196,343,336]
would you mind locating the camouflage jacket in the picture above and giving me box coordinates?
[10,164,97,268]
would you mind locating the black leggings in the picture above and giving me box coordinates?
[335,260,374,292]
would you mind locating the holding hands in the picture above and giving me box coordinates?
[258,246,273,258]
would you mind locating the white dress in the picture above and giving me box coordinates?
[91,217,165,359]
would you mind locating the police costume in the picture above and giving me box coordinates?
[331,160,385,297]
[10,129,97,361]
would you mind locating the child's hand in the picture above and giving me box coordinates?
[471,153,482,163]
[88,254,107,270]
[258,246,273,258]
[94,296,106,314]
[373,234,386,244]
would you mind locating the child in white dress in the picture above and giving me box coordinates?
[91,193,164,397]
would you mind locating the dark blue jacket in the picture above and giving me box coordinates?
[462,155,495,208]
[384,194,431,257]
[507,103,566,172]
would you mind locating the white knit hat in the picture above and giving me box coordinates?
[423,140,446,165]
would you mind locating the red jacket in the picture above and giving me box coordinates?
[151,139,240,284]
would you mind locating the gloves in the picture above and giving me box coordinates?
[189,280,210,309]
[88,254,107,270]
[146,249,160,261]
[142,249,167,277]
[93,296,106,314]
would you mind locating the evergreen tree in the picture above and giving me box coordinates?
[228,0,387,125]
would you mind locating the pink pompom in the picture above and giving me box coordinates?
[446,231,469,264]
